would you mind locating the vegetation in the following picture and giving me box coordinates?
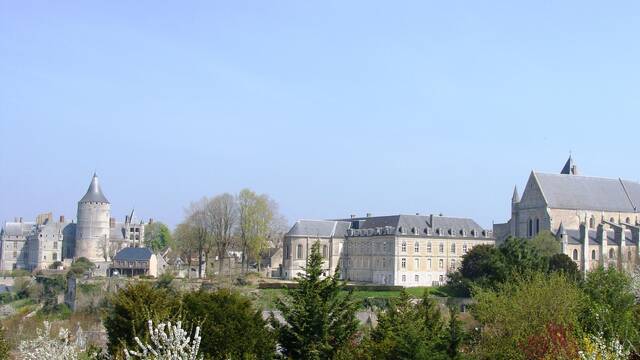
[68,257,95,277]
[272,242,359,359]
[144,221,173,252]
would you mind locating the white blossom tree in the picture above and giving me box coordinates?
[18,321,80,360]
[578,333,629,360]
[124,320,202,360]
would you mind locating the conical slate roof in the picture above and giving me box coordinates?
[561,156,577,175]
[79,173,109,203]
[512,186,520,203]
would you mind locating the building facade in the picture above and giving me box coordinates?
[494,157,640,274]
[0,174,147,272]
[283,214,494,287]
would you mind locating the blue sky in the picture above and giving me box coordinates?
[2,1,640,229]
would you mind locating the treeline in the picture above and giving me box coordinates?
[172,189,287,277]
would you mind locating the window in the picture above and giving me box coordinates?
[450,243,456,253]
[53,241,58,249]
[427,242,432,253]
[53,253,57,261]
[382,258,386,268]
[402,275,406,282]
[535,218,540,234]
[462,244,468,253]
[610,217,615,223]
[528,219,533,237]
[12,251,16,259]
[592,250,596,260]
[428,258,432,269]
[439,259,443,269]
[414,241,419,253]
[415,274,419,282]
[383,242,387,252]
[609,248,615,259]
[439,275,444,282]
[297,244,303,259]
[628,251,632,260]
[439,243,444,253]
[590,217,595,228]
[401,241,407,252]
[322,245,328,258]
[401,258,406,269]
[450,259,456,269]
[572,249,578,261]
[626,217,631,224]
[414,258,420,270]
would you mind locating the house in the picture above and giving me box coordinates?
[110,247,158,277]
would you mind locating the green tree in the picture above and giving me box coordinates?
[580,266,638,348]
[548,253,580,281]
[103,282,181,355]
[499,237,546,276]
[144,221,172,251]
[445,305,464,360]
[182,289,275,359]
[530,230,561,258]
[237,189,274,273]
[273,242,359,359]
[472,272,584,360]
[367,290,447,360]
[458,244,506,289]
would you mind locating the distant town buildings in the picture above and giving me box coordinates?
[283,214,494,287]
[494,156,640,274]
[0,174,149,273]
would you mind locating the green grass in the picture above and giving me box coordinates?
[254,286,458,310]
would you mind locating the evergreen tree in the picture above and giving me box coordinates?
[445,305,464,360]
[272,242,359,360]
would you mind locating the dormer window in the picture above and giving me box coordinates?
[459,229,465,236]
[470,229,476,237]
[398,227,404,234]
[482,230,487,237]
[436,228,441,236]
[448,229,453,236]
[411,227,418,235]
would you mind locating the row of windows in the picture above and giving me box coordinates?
[286,244,330,259]
[400,257,455,270]
[571,248,635,261]
[401,241,468,254]
[401,274,446,283]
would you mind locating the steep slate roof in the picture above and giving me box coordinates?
[79,173,109,204]
[565,229,635,246]
[534,172,640,212]
[338,214,488,238]
[286,220,350,237]
[113,247,152,261]
[1,222,35,237]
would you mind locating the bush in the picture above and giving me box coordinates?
[68,257,95,277]
[103,282,181,355]
[182,289,276,359]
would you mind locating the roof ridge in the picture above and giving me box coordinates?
[534,171,626,182]
[619,178,637,211]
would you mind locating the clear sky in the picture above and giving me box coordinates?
[2,1,640,229]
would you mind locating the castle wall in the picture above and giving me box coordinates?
[75,202,111,263]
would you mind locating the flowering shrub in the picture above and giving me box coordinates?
[18,321,81,360]
[124,320,202,360]
[519,322,579,360]
[578,334,629,360]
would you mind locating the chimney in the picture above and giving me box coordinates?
[59,215,65,223]
[19,217,22,223]
[110,217,116,228]
[350,214,356,219]
[366,213,372,217]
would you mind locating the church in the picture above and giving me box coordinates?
[494,157,640,274]
[0,174,147,273]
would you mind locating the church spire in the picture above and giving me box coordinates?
[512,186,520,204]
[560,155,578,175]
[79,173,110,204]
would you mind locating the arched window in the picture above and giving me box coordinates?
[528,219,533,237]
[590,216,595,228]
[610,217,615,223]
[609,248,615,259]
[626,217,631,224]
[535,218,540,235]
[592,250,596,260]
[572,249,578,261]
[401,241,407,252]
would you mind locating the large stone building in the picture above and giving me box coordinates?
[0,174,146,273]
[494,157,640,274]
[283,214,494,287]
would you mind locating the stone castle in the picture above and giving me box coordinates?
[0,174,147,273]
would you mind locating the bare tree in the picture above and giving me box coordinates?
[173,222,198,279]
[186,198,210,278]
[207,193,238,275]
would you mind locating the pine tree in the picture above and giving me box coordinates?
[273,242,359,360]
[445,305,464,359]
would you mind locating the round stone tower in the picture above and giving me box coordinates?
[75,173,111,262]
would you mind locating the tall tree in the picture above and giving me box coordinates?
[273,242,359,359]
[207,193,238,275]
[238,189,272,273]
[173,222,198,279]
[186,198,211,278]
[143,222,172,252]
